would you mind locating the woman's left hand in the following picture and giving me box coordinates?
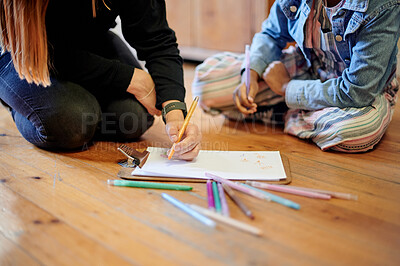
[262,61,290,96]
[164,106,201,161]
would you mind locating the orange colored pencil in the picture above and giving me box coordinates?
[168,96,199,160]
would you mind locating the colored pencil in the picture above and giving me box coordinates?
[205,172,270,201]
[222,184,254,220]
[273,185,358,200]
[217,182,230,216]
[168,96,199,159]
[189,204,262,236]
[241,183,300,210]
[108,180,192,191]
[246,181,331,200]
[244,44,251,96]
[161,193,216,228]
[206,180,215,210]
[212,181,222,213]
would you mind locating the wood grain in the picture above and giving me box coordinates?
[0,63,399,265]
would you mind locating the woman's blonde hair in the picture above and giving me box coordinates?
[0,0,99,87]
[0,0,50,86]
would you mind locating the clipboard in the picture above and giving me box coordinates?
[117,153,292,185]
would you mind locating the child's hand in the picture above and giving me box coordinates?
[262,61,290,96]
[233,69,259,114]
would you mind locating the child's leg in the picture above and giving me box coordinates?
[192,46,309,124]
[191,52,244,112]
[284,78,399,152]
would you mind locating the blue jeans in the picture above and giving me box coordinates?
[0,31,154,150]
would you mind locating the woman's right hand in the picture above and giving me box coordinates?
[127,69,161,116]
[233,69,260,115]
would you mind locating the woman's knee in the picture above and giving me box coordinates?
[15,82,101,149]
[100,98,154,140]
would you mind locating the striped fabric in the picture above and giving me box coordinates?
[192,47,305,116]
[191,52,244,113]
[285,78,398,152]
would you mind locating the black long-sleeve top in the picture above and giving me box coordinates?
[46,0,185,109]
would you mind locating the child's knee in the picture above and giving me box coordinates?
[192,52,243,111]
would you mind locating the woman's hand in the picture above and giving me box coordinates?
[127,69,161,116]
[163,102,201,161]
[233,69,259,114]
[262,61,290,96]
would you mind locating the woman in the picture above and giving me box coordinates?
[0,0,201,160]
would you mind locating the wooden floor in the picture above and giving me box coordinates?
[0,63,399,266]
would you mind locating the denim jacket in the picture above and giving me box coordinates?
[250,0,400,110]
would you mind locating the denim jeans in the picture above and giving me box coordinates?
[0,31,154,150]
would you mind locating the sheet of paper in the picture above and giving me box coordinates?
[132,147,287,181]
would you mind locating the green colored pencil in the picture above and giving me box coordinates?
[107,180,192,191]
[212,181,222,213]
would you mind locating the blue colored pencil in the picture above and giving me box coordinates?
[161,193,216,228]
[240,183,300,210]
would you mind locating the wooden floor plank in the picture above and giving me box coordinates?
[0,232,41,266]
[1,147,399,265]
[0,63,399,265]
[0,184,135,266]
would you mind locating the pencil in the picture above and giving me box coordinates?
[212,181,222,213]
[206,180,215,210]
[107,180,193,191]
[217,182,230,216]
[161,193,216,228]
[222,184,254,220]
[189,204,262,236]
[246,181,331,200]
[241,183,300,210]
[168,96,199,160]
[205,172,270,201]
[273,185,358,200]
[244,44,251,96]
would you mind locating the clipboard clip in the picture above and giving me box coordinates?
[117,144,149,168]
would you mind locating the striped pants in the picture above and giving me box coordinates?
[192,48,398,152]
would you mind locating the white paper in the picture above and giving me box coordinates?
[131,147,287,181]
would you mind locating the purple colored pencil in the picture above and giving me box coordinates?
[205,172,270,201]
[206,180,215,210]
[217,182,230,216]
[245,44,251,96]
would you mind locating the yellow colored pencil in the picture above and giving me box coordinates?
[168,96,199,160]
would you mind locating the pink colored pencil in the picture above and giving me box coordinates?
[206,180,215,210]
[272,184,358,200]
[205,173,270,201]
[246,181,331,200]
[217,182,230,216]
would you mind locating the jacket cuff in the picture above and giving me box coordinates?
[285,79,306,109]
[250,56,269,77]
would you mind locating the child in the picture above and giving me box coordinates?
[192,0,399,152]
